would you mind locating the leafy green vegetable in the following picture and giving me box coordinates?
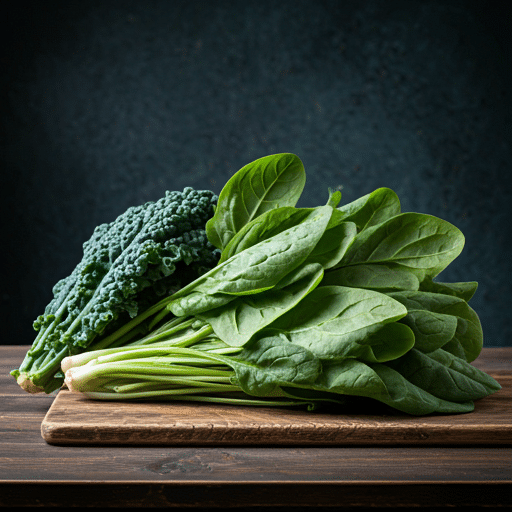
[197,263,324,347]
[257,285,414,364]
[334,212,465,278]
[305,221,358,270]
[14,152,500,417]
[367,363,476,415]
[336,186,401,231]
[419,276,479,302]
[388,290,483,362]
[167,204,334,316]
[217,188,351,266]
[206,153,306,250]
[385,348,501,402]
[321,263,420,292]
[227,337,322,397]
[218,206,309,264]
[11,188,220,393]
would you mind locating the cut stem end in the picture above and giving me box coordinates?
[17,374,45,394]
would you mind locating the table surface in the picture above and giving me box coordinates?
[1,345,511,508]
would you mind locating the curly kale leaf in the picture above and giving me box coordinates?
[13,187,220,393]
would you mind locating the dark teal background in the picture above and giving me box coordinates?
[2,0,511,346]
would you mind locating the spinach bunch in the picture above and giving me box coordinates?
[62,153,500,415]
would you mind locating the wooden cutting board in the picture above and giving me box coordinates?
[41,377,512,446]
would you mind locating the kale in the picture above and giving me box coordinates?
[12,187,220,393]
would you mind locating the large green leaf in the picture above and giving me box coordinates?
[369,363,476,415]
[218,206,310,263]
[386,348,501,402]
[322,263,420,292]
[262,285,408,361]
[304,221,357,270]
[168,205,333,316]
[336,212,465,278]
[206,153,306,250]
[360,322,416,362]
[311,358,388,398]
[198,263,324,347]
[337,187,401,231]
[399,309,457,353]
[420,276,478,302]
[283,356,477,415]
[388,290,483,362]
[219,191,352,267]
[228,337,321,396]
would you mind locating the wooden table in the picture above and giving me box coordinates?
[1,345,511,508]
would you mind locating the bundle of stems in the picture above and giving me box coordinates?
[62,312,309,407]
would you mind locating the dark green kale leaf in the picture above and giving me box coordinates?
[12,187,220,393]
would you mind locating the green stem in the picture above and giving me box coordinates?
[32,295,71,350]
[79,390,312,406]
[151,315,187,334]
[171,324,214,347]
[88,295,175,351]
[27,345,71,393]
[103,325,147,348]
[148,306,174,331]
[114,375,235,393]
[129,317,197,346]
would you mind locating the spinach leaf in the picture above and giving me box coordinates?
[427,348,501,391]
[218,206,311,264]
[386,291,458,353]
[337,187,401,231]
[400,309,457,353]
[388,290,483,362]
[322,263,420,292]
[218,189,347,265]
[221,208,356,270]
[304,221,357,270]
[420,276,478,302]
[232,345,385,405]
[335,212,465,278]
[439,337,467,361]
[197,263,324,347]
[206,153,306,250]
[309,358,387,399]
[168,205,333,316]
[282,356,474,415]
[228,336,322,396]
[385,348,501,402]
[262,285,409,361]
[360,322,416,362]
[368,363,476,415]
[227,342,486,415]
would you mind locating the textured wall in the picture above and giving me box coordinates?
[3,0,511,347]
